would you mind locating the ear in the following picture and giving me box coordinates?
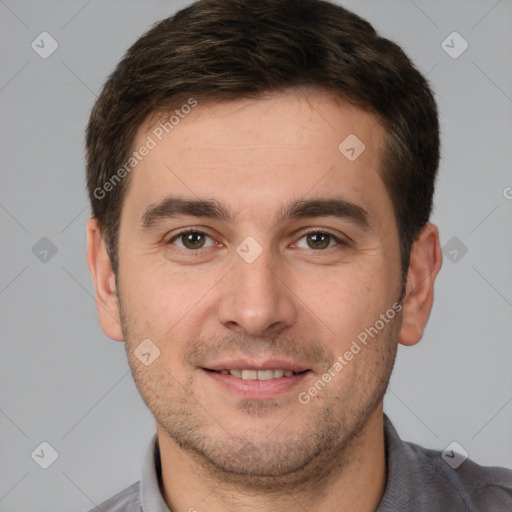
[398,222,443,347]
[86,217,124,341]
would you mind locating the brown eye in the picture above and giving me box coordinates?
[306,232,331,249]
[169,230,214,250]
[182,232,206,249]
[294,230,345,250]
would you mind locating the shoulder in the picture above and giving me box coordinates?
[86,481,141,512]
[405,439,512,509]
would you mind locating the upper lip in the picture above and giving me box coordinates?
[204,358,310,372]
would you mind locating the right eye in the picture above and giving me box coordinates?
[167,229,217,251]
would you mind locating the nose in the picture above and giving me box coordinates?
[217,246,298,336]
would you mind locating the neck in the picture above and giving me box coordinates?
[156,406,387,512]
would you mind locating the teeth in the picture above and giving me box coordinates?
[223,369,299,380]
[241,369,258,380]
[257,369,274,381]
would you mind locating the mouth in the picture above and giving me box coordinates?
[204,368,309,380]
[201,360,312,399]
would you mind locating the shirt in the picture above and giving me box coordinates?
[89,413,512,511]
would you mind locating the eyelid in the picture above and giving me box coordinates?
[167,228,217,249]
[293,228,349,248]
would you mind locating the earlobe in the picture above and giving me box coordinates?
[398,222,443,347]
[86,217,124,341]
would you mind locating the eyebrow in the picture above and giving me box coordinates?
[140,195,371,231]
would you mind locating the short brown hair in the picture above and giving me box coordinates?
[86,0,440,279]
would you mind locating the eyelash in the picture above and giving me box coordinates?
[166,228,347,252]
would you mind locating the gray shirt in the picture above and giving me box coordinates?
[89,414,512,511]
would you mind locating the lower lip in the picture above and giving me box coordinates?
[202,369,310,399]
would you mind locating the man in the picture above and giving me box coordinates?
[85,0,512,510]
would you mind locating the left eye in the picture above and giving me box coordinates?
[295,231,341,250]
[168,230,216,250]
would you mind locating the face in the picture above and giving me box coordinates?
[114,90,405,484]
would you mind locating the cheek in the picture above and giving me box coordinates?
[287,263,373,345]
[119,256,219,340]
[301,258,397,350]
[118,258,173,336]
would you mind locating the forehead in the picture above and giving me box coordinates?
[124,90,392,229]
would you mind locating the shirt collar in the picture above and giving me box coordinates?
[377,413,416,511]
[141,432,172,512]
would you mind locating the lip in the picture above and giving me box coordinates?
[201,359,312,399]
[204,358,309,373]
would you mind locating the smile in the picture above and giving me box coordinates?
[213,369,303,380]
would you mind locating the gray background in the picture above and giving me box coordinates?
[1,0,511,510]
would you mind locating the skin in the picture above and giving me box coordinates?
[87,88,442,512]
